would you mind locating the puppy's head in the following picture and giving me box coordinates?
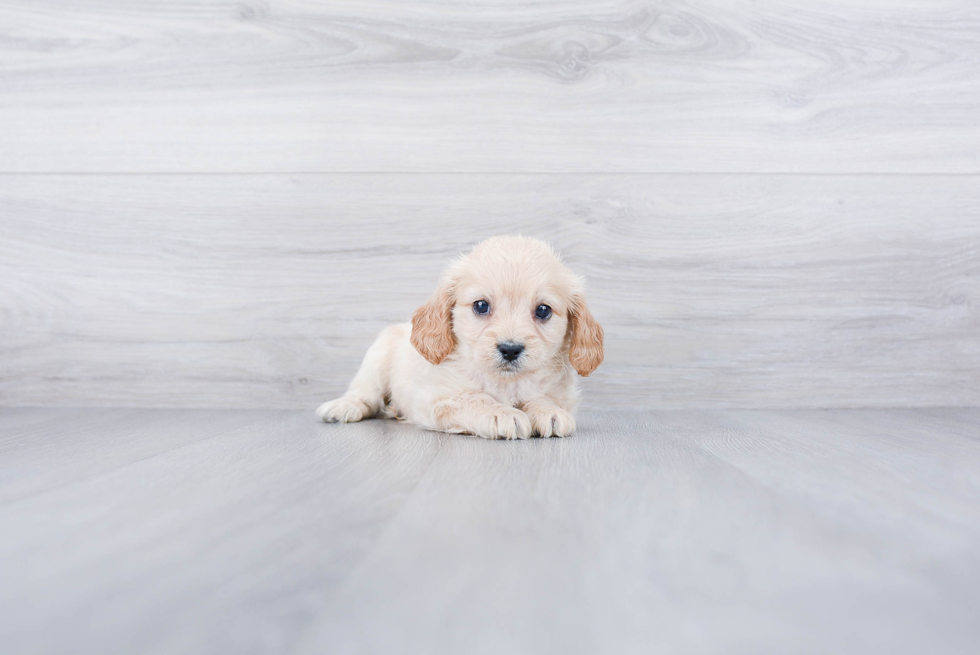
[411,236,603,378]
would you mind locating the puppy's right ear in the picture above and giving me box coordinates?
[411,282,455,365]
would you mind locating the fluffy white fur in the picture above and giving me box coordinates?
[316,236,603,439]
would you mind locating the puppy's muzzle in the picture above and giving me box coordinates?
[497,341,524,363]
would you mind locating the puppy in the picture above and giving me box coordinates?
[316,236,603,439]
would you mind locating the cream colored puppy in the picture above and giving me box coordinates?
[316,236,603,439]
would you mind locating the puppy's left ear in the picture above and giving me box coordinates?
[567,296,604,377]
[411,281,455,365]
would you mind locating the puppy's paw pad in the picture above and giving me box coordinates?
[525,406,576,438]
[316,397,367,423]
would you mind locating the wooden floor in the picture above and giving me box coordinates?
[1,408,978,654]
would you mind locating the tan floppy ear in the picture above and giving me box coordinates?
[567,297,604,376]
[410,282,455,365]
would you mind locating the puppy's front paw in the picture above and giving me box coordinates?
[316,397,369,423]
[522,403,576,438]
[472,406,532,441]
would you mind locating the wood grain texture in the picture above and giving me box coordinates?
[0,408,274,503]
[1,174,977,409]
[1,0,979,172]
[0,409,448,655]
[1,408,978,654]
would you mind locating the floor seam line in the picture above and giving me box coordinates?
[0,410,289,508]
[291,429,451,651]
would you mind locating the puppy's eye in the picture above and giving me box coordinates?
[535,304,553,320]
[473,300,490,315]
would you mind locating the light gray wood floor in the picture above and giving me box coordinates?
[1,408,978,654]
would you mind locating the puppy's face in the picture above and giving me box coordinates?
[452,275,570,379]
[411,236,603,379]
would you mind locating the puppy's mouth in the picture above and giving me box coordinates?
[495,358,526,375]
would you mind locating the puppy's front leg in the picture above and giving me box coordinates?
[432,393,532,440]
[316,325,393,423]
[520,398,576,438]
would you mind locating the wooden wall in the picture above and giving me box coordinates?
[1,1,978,409]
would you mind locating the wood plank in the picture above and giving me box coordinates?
[1,1,979,172]
[0,408,277,503]
[0,409,447,655]
[673,408,980,550]
[298,410,980,654]
[1,173,977,409]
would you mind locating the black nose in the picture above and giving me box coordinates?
[497,341,524,362]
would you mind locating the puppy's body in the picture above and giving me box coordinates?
[317,236,602,439]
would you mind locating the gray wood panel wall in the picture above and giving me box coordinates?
[1,1,978,409]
